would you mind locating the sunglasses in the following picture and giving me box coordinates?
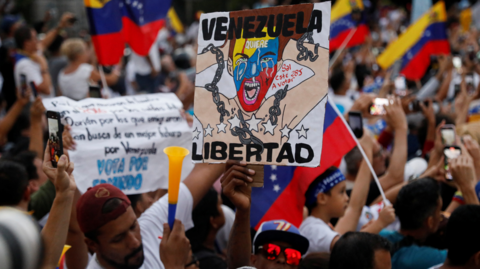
[258,243,302,266]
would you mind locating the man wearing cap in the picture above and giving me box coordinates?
[77,162,225,269]
[221,160,309,269]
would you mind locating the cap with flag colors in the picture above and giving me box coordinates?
[253,220,309,255]
[330,0,370,51]
[84,0,172,65]
[376,1,450,80]
[250,99,357,229]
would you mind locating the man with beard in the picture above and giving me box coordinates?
[77,163,226,269]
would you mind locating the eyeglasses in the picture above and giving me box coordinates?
[258,243,302,266]
[185,254,199,268]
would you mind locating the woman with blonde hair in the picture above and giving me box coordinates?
[58,38,119,100]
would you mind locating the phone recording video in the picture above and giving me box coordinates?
[29,82,38,98]
[440,125,456,145]
[465,73,475,96]
[47,111,63,168]
[348,111,363,138]
[370,98,389,116]
[89,85,102,98]
[444,146,461,181]
[453,57,462,73]
[20,74,27,97]
[394,76,407,97]
[409,99,428,113]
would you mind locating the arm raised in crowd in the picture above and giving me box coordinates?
[40,145,76,269]
[0,88,30,142]
[40,12,74,50]
[65,189,89,269]
[450,154,479,205]
[160,220,191,269]
[378,98,407,192]
[28,97,45,159]
[184,162,226,207]
[335,132,373,235]
[222,160,255,269]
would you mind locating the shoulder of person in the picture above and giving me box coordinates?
[394,246,447,269]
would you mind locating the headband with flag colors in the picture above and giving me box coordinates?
[330,0,369,51]
[376,1,450,80]
[84,0,171,65]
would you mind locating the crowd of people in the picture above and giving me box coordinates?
[1,0,480,269]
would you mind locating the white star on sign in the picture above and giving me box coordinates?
[246,113,262,132]
[280,124,291,138]
[204,124,214,137]
[217,122,227,133]
[270,174,277,181]
[228,114,241,130]
[273,184,281,192]
[192,128,201,140]
[296,125,309,139]
[271,165,277,170]
[262,120,277,135]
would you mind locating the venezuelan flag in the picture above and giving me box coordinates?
[122,0,171,56]
[168,7,184,34]
[377,1,450,80]
[85,0,125,65]
[330,0,369,51]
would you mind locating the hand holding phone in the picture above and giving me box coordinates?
[370,98,389,115]
[444,146,462,181]
[348,111,363,138]
[46,111,64,168]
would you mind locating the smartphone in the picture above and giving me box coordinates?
[394,76,407,96]
[20,74,27,97]
[68,16,77,24]
[440,125,456,145]
[348,111,363,138]
[454,84,461,98]
[444,146,461,181]
[453,57,462,73]
[409,99,428,113]
[370,98,389,116]
[465,73,475,96]
[46,111,64,168]
[29,82,38,98]
[89,85,102,98]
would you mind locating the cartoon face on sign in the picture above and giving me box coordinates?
[231,31,280,112]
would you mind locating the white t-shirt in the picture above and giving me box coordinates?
[86,183,194,269]
[299,216,339,254]
[58,63,94,101]
[131,42,161,76]
[14,57,54,99]
[330,94,354,115]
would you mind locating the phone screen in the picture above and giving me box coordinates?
[441,127,456,145]
[348,112,363,138]
[20,74,27,97]
[370,98,389,116]
[466,74,475,95]
[444,147,461,180]
[47,114,63,167]
[89,86,102,98]
[453,57,462,73]
[394,76,407,96]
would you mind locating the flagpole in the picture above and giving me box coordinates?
[329,27,358,69]
[99,65,108,98]
[326,99,389,204]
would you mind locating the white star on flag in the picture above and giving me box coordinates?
[270,174,277,182]
[228,114,241,130]
[204,124,214,137]
[280,124,291,138]
[271,165,277,170]
[246,113,262,132]
[262,119,277,135]
[217,122,227,133]
[192,128,201,140]
[273,184,281,192]
[296,125,309,139]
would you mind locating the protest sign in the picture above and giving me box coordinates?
[43,94,194,194]
[192,3,331,167]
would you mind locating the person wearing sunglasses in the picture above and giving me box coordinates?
[221,160,309,269]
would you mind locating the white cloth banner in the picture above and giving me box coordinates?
[43,93,194,194]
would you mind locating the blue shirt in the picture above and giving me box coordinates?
[379,230,447,269]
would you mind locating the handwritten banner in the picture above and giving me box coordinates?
[43,94,194,194]
[192,3,331,166]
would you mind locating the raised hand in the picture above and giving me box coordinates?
[221,160,255,211]
[160,220,191,269]
[42,144,76,193]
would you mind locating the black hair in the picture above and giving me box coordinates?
[0,160,29,206]
[11,151,39,180]
[329,71,346,94]
[14,25,32,50]
[344,147,362,176]
[395,178,440,230]
[446,205,480,265]
[417,114,454,150]
[127,194,142,211]
[47,34,64,54]
[186,188,220,251]
[84,198,125,241]
[330,232,391,269]
[299,252,330,269]
[304,166,337,215]
[355,64,371,89]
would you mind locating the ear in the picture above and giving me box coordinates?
[85,237,99,254]
[317,192,329,206]
[228,57,233,76]
[426,215,435,231]
[23,186,31,203]
[474,251,480,266]
[277,59,283,70]
[250,253,257,265]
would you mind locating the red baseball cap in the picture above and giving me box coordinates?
[76,184,131,234]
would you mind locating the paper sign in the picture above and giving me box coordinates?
[43,94,194,194]
[192,3,331,167]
